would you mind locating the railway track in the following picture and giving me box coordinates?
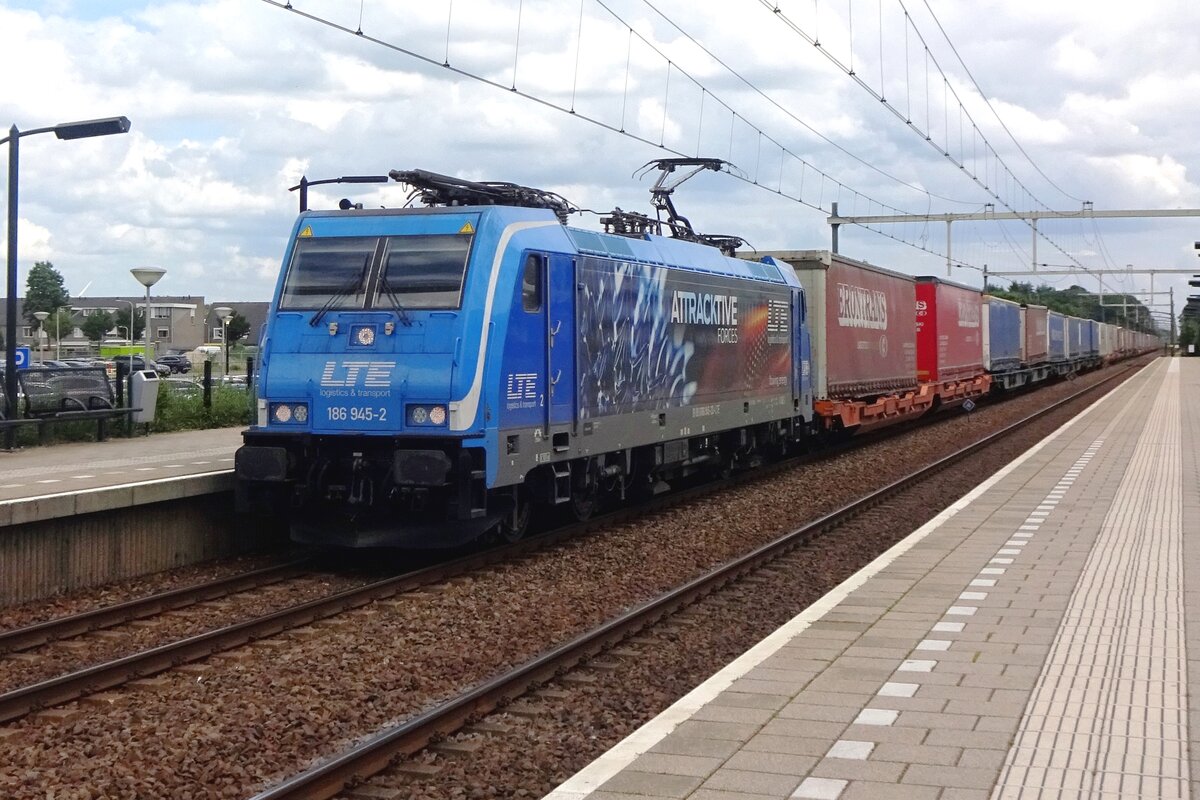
[0,558,312,655]
[0,440,823,724]
[0,378,957,721]
[247,360,1141,800]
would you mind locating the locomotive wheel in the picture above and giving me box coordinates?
[568,489,596,521]
[495,489,531,543]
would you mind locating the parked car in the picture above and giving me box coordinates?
[156,354,193,374]
[161,377,203,397]
[111,355,171,378]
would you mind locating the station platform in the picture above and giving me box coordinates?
[546,357,1196,800]
[0,426,240,525]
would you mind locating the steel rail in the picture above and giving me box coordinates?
[248,361,1144,800]
[0,475,748,723]
[0,559,312,655]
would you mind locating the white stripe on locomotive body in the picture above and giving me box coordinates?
[450,219,560,432]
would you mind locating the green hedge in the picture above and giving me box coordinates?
[149,385,252,432]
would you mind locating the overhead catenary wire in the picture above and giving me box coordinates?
[917,0,1086,205]
[263,0,986,265]
[637,0,978,205]
[760,0,1100,279]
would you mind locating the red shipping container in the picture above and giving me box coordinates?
[762,251,917,399]
[1023,304,1049,364]
[915,277,983,383]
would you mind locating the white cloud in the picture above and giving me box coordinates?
[0,0,1196,309]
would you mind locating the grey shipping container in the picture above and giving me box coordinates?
[1048,311,1068,362]
[757,250,918,400]
[983,295,1022,372]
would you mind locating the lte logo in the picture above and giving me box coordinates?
[320,361,395,387]
[506,372,537,401]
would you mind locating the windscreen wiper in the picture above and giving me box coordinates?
[377,273,414,327]
[309,256,371,328]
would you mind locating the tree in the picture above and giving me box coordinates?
[49,309,74,343]
[225,310,250,344]
[24,261,70,323]
[81,311,115,343]
[1180,320,1200,355]
[113,307,144,341]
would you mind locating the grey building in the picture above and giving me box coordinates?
[205,302,269,347]
[68,296,207,354]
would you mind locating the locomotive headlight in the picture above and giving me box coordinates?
[406,404,447,426]
[352,325,376,346]
[270,402,309,425]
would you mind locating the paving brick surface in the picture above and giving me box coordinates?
[546,359,1197,800]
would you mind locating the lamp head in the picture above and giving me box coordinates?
[32,311,49,322]
[53,116,131,140]
[213,306,233,322]
[130,266,166,288]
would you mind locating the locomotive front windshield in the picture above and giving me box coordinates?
[377,234,472,309]
[279,234,473,311]
[280,237,376,310]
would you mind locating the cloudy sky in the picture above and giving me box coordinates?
[1,0,1197,325]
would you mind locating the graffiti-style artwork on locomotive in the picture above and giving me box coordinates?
[576,257,793,419]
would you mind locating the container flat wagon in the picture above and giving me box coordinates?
[915,276,989,406]
[760,250,927,431]
[984,295,1045,390]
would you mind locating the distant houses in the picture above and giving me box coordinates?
[0,296,269,356]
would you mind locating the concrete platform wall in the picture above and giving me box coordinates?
[0,492,286,605]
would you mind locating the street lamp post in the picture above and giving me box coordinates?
[213,306,232,375]
[32,310,48,364]
[120,299,136,344]
[130,267,165,366]
[2,116,130,427]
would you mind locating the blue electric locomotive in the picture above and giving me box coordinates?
[236,167,814,546]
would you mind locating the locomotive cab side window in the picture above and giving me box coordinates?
[376,234,473,309]
[522,254,543,312]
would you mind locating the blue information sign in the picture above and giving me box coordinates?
[13,347,30,370]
